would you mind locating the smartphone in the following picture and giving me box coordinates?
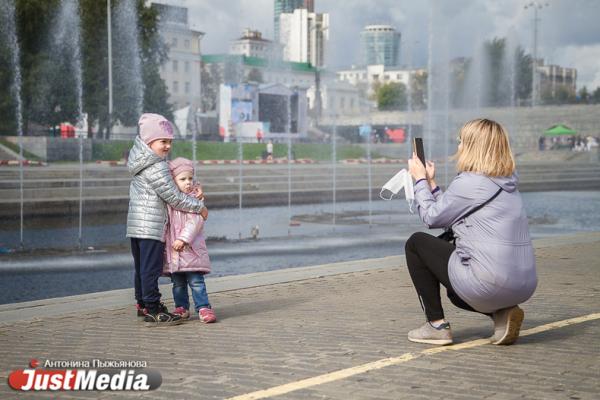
[413,137,426,165]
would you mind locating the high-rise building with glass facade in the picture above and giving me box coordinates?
[359,25,401,67]
[274,0,314,42]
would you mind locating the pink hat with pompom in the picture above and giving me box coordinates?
[168,157,194,177]
[138,113,174,144]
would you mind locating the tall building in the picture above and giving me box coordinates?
[274,0,314,42]
[230,29,283,61]
[359,25,401,67]
[537,60,577,97]
[279,8,329,67]
[152,2,204,111]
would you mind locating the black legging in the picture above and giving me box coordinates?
[405,232,488,321]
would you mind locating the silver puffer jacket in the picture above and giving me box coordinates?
[126,136,204,241]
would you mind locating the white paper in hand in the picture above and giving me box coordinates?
[379,168,415,211]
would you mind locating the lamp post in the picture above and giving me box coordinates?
[524,1,549,107]
[310,22,328,126]
[107,0,113,139]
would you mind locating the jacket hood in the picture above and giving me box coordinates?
[489,172,519,193]
[127,135,164,176]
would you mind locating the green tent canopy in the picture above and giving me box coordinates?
[544,124,577,136]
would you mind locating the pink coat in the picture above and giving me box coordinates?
[163,205,211,275]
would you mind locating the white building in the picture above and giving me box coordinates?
[307,80,370,116]
[279,8,329,67]
[152,3,204,111]
[337,64,426,96]
[230,28,283,61]
[536,60,577,95]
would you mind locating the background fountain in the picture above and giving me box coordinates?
[54,0,84,249]
[0,0,24,249]
[425,3,452,186]
[286,88,293,235]
[114,0,144,120]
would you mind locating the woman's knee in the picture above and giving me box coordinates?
[405,231,429,252]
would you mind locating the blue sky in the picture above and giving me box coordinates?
[167,0,600,89]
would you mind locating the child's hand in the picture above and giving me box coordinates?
[192,184,204,200]
[173,239,186,252]
[200,207,209,221]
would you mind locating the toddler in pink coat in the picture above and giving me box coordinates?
[163,157,216,323]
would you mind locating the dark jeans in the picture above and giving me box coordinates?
[171,272,211,312]
[131,238,165,313]
[405,232,487,321]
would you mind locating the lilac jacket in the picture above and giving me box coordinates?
[414,172,537,313]
[163,205,211,275]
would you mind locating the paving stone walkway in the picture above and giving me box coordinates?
[1,234,599,399]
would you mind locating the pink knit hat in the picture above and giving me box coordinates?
[168,157,194,178]
[138,113,174,144]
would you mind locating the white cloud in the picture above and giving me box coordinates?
[552,44,600,89]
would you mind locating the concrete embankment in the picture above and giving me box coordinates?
[1,160,599,218]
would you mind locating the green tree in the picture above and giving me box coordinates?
[223,56,244,84]
[0,0,171,138]
[578,86,589,103]
[409,72,427,110]
[0,3,19,135]
[376,82,407,111]
[541,83,576,105]
[246,67,263,83]
[138,1,172,123]
[450,57,469,108]
[80,0,172,138]
[514,46,532,106]
[14,0,63,135]
[480,38,533,107]
[483,38,508,107]
[591,87,600,104]
[200,62,221,112]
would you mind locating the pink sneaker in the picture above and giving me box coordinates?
[199,308,216,323]
[172,306,190,320]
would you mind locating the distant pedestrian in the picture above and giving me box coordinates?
[569,135,576,151]
[162,157,216,323]
[127,113,207,327]
[405,118,537,346]
[586,136,598,152]
[538,136,545,151]
[266,139,273,161]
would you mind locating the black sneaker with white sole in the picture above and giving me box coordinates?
[143,311,183,327]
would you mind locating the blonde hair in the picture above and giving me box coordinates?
[454,118,515,177]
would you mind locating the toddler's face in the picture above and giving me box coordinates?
[175,171,193,193]
[149,139,172,158]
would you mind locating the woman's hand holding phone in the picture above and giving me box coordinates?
[408,153,427,181]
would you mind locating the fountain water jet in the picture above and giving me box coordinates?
[55,0,84,249]
[0,1,24,249]
[114,0,144,119]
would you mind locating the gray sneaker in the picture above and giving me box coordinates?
[490,306,524,345]
[408,322,453,345]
